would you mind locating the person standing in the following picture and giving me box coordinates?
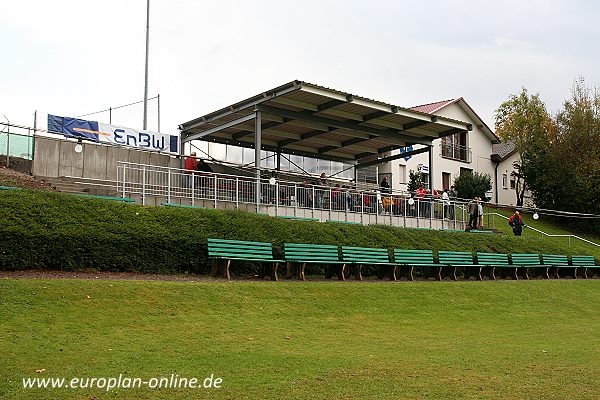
[448,185,457,220]
[416,184,427,217]
[508,210,525,236]
[380,177,391,193]
[467,197,478,229]
[477,197,484,228]
[315,172,327,209]
[441,188,450,219]
[184,152,198,188]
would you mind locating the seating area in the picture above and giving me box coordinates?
[207,238,598,281]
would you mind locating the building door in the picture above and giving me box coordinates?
[442,172,451,190]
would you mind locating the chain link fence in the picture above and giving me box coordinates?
[0,123,35,172]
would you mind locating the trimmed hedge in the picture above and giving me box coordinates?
[0,190,598,275]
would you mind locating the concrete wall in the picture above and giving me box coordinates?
[33,136,181,181]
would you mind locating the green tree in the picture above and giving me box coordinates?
[545,78,600,231]
[494,88,553,206]
[453,172,492,201]
[407,170,426,192]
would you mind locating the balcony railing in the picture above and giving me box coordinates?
[116,161,468,229]
[441,143,471,163]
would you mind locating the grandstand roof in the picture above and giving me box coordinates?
[179,80,473,163]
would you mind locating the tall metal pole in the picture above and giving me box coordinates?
[32,110,37,161]
[157,93,161,132]
[142,0,150,130]
[255,110,262,211]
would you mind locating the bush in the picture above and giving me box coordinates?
[453,171,492,201]
[0,190,596,275]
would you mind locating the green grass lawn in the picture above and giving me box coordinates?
[2,278,600,399]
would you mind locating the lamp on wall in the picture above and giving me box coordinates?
[533,210,539,220]
[74,139,83,153]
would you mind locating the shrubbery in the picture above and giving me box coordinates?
[0,190,596,275]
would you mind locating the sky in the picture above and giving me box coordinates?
[1,0,600,135]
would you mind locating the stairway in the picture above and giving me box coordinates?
[39,176,119,197]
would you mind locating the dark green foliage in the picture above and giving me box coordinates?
[407,170,426,192]
[0,190,596,275]
[453,171,492,200]
[495,80,600,234]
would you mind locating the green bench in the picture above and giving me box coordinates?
[572,255,598,279]
[278,216,319,221]
[207,238,283,281]
[341,246,392,281]
[476,253,510,280]
[509,254,542,280]
[284,243,342,281]
[438,251,475,281]
[541,254,570,279]
[392,249,439,281]
[73,193,135,203]
[0,186,20,190]
[161,202,205,209]
[438,251,481,281]
[325,220,362,225]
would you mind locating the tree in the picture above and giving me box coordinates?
[494,88,553,206]
[453,171,492,201]
[495,79,600,234]
[543,78,600,232]
[407,170,426,193]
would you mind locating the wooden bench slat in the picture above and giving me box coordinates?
[207,238,280,281]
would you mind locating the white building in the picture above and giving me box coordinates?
[376,98,521,206]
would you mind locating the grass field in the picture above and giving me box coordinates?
[2,278,600,399]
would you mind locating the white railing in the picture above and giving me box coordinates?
[116,161,469,228]
[486,212,600,248]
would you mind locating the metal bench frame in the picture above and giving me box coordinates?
[207,238,283,281]
[284,243,343,281]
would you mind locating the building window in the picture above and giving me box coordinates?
[460,167,472,176]
[398,164,406,184]
[441,133,471,163]
[510,178,516,190]
[502,174,508,189]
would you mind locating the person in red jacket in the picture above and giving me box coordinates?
[508,210,525,236]
[184,152,198,188]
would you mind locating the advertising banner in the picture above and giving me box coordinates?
[47,114,179,154]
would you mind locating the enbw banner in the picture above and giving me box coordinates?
[47,114,179,154]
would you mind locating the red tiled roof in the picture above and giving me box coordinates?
[411,99,458,114]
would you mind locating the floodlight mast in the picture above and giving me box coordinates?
[142,0,150,130]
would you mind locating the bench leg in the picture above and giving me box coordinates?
[436,267,442,281]
[512,267,518,280]
[271,263,279,281]
[338,264,346,281]
[451,266,458,281]
[298,262,306,281]
[285,262,293,279]
[355,264,363,281]
[408,266,414,281]
[389,265,397,281]
[224,259,232,280]
[490,267,496,281]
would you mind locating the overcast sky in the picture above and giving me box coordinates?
[1,0,599,135]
